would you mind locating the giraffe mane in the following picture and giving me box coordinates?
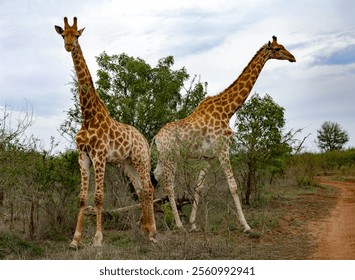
[220,43,267,95]
[192,43,268,111]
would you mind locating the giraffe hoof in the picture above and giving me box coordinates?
[93,232,103,247]
[175,223,186,231]
[149,237,158,244]
[69,240,79,250]
[175,222,184,229]
[243,227,252,234]
[92,237,102,248]
[148,230,158,243]
[189,225,200,232]
[93,239,102,247]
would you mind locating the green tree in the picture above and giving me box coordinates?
[316,121,349,152]
[232,93,294,205]
[60,52,207,142]
[0,104,34,150]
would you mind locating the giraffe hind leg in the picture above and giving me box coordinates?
[154,158,183,229]
[123,160,157,242]
[161,160,184,229]
[189,162,210,232]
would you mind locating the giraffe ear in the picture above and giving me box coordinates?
[55,25,64,35]
[78,27,85,36]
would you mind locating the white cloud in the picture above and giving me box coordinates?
[1,0,355,151]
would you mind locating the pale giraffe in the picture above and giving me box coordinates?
[55,17,156,249]
[153,36,296,232]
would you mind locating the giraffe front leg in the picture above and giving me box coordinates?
[70,152,91,249]
[93,203,103,247]
[93,159,106,247]
[69,207,86,250]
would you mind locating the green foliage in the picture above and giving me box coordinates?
[0,106,80,240]
[232,93,296,204]
[0,145,80,239]
[162,202,175,230]
[316,121,349,152]
[60,52,207,142]
[38,150,81,239]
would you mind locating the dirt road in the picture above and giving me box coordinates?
[310,177,355,259]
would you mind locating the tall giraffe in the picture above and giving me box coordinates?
[153,36,296,232]
[55,17,156,249]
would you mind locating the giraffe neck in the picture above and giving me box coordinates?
[71,44,108,125]
[194,45,269,121]
[220,45,269,119]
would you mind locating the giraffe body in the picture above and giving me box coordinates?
[153,36,296,232]
[55,17,156,249]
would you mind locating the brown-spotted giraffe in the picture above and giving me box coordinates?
[153,36,296,232]
[55,17,156,249]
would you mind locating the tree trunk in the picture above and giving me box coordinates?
[29,199,35,239]
[0,189,4,207]
[245,168,252,205]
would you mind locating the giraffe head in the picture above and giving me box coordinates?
[266,36,296,62]
[55,17,85,52]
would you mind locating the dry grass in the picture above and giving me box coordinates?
[0,177,338,260]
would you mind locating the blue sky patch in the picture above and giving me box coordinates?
[322,44,355,65]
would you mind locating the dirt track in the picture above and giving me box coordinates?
[310,177,355,259]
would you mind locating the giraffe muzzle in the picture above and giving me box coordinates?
[289,56,296,62]
[65,43,74,52]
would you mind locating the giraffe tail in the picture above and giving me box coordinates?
[149,136,160,186]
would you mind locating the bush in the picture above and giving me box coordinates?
[287,153,320,187]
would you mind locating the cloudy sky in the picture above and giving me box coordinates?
[1,0,354,152]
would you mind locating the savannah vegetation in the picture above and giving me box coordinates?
[1,53,354,259]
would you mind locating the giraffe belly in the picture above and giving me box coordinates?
[202,137,212,152]
[106,145,130,164]
[201,137,218,159]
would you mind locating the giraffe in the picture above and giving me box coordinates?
[55,17,156,249]
[153,36,296,232]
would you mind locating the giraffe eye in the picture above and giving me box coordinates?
[275,48,281,51]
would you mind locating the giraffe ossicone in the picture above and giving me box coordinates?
[153,36,296,232]
[55,17,157,249]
